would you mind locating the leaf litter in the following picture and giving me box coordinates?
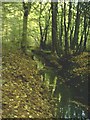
[2,51,54,118]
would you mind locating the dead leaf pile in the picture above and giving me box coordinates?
[71,52,89,76]
[2,51,54,118]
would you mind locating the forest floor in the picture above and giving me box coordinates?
[2,51,54,118]
[1,49,89,118]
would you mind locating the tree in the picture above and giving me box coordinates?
[51,1,58,53]
[21,1,31,53]
[64,2,69,55]
[59,4,63,54]
[76,2,90,53]
[39,3,51,49]
[83,2,90,51]
[71,2,81,50]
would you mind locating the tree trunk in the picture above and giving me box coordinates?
[67,2,72,33]
[21,2,31,53]
[83,13,87,51]
[70,26,74,49]
[44,8,51,48]
[76,30,84,53]
[39,3,43,49]
[51,1,58,53]
[71,2,80,49]
[64,2,69,55]
[39,3,51,50]
[59,5,63,53]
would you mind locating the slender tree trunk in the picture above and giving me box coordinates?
[67,2,72,52]
[64,2,69,55]
[83,13,87,51]
[67,2,72,33]
[70,26,74,49]
[22,14,28,53]
[39,3,44,49]
[59,5,63,52]
[21,2,31,53]
[51,1,58,53]
[71,2,80,49]
[39,3,51,49]
[76,30,84,53]
[43,8,51,48]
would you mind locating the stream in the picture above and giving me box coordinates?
[33,54,89,119]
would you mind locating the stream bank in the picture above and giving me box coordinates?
[32,49,89,118]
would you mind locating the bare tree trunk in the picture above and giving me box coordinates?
[39,3,51,50]
[64,2,69,55]
[70,26,74,49]
[71,2,80,49]
[51,1,58,53]
[83,13,87,51]
[59,5,63,52]
[44,8,51,47]
[21,2,31,53]
[67,2,72,33]
[76,30,84,53]
[39,2,43,49]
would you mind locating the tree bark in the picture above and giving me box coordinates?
[71,2,80,49]
[51,1,58,53]
[64,2,69,55]
[39,3,51,49]
[83,13,89,51]
[59,5,63,52]
[21,2,31,53]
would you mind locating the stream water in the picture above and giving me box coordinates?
[34,55,89,119]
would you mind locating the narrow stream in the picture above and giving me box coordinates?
[33,55,89,119]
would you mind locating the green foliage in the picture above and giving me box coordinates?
[2,2,90,54]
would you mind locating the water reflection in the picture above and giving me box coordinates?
[34,56,88,118]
